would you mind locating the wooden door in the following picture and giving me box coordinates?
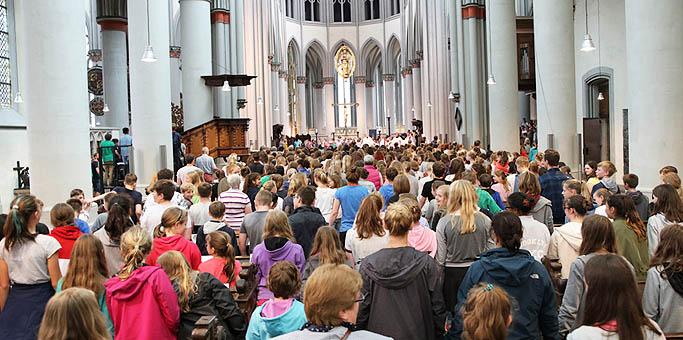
[583,118,602,163]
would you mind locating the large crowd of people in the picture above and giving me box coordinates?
[0,137,682,340]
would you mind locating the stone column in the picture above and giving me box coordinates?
[354,76,367,136]
[323,77,335,137]
[383,74,396,134]
[211,0,230,118]
[462,3,485,144]
[488,0,519,151]
[127,0,173,185]
[402,67,414,128]
[97,0,129,129]
[180,0,214,130]
[279,71,290,136]
[534,0,577,167]
[297,76,307,132]
[313,82,325,130]
[15,0,92,206]
[411,60,423,121]
[625,0,683,189]
[365,81,376,131]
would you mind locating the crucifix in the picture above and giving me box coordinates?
[13,161,30,189]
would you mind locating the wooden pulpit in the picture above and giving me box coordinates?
[182,118,251,159]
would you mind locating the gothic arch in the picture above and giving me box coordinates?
[359,37,383,77]
[329,39,358,77]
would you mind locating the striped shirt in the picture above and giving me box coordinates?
[218,189,250,231]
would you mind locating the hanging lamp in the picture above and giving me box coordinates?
[580,0,596,52]
[141,0,158,62]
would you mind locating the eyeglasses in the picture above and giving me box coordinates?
[354,293,367,303]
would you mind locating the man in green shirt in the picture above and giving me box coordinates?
[100,133,116,186]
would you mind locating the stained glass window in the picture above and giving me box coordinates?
[0,0,11,107]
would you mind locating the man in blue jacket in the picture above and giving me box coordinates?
[539,149,570,224]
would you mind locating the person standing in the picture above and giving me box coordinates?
[100,133,116,187]
[329,168,369,245]
[363,155,383,191]
[176,154,202,186]
[119,127,133,168]
[288,186,326,259]
[172,128,184,173]
[539,149,570,225]
[195,147,218,182]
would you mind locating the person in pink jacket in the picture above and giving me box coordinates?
[401,196,438,257]
[363,155,383,190]
[105,227,179,340]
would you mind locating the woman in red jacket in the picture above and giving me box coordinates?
[49,203,83,259]
[105,227,179,340]
[146,207,202,269]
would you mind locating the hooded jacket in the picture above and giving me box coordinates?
[613,219,649,280]
[591,176,620,195]
[50,225,83,259]
[530,196,554,233]
[627,190,650,223]
[357,246,446,340]
[252,238,305,300]
[447,248,560,340]
[105,266,180,340]
[408,224,438,257]
[647,213,674,256]
[147,234,202,270]
[94,228,124,277]
[643,266,683,333]
[178,272,246,340]
[364,165,383,190]
[288,206,327,258]
[246,299,307,340]
[196,220,237,256]
[547,221,583,279]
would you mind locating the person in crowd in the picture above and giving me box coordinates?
[445,158,466,183]
[507,192,550,261]
[249,153,265,175]
[562,179,592,204]
[478,173,506,210]
[405,161,421,197]
[239,190,273,255]
[647,184,683,255]
[93,194,134,277]
[379,167,397,209]
[179,183,195,209]
[591,160,620,195]
[492,169,512,205]
[218,164,241,195]
[558,215,619,336]
[330,167,370,245]
[303,226,354,284]
[429,184,450,231]
[313,169,336,222]
[584,161,600,192]
[567,254,665,340]
[518,171,554,232]
[357,203,446,340]
[244,173,263,211]
[662,172,683,203]
[274,264,390,339]
[176,154,202,186]
[420,161,447,208]
[91,192,117,232]
[144,169,184,208]
[548,195,591,279]
[140,179,192,238]
[105,227,179,340]
[197,201,237,256]
[100,133,116,187]
[147,207,202,269]
[460,283,513,340]
[461,171,502,215]
[49,203,83,259]
[252,211,305,305]
[644,224,683,334]
[195,147,219,182]
[262,180,284,211]
[623,173,650,223]
[288,186,326,259]
[659,165,679,180]
[606,194,650,280]
[386,173,412,206]
[247,261,307,339]
[436,180,493,312]
[92,152,103,194]
[219,174,253,234]
[189,182,213,228]
[158,251,246,339]
[282,173,306,215]
[539,149,571,224]
[57,235,113,334]
[507,156,529,192]
[198,231,242,288]
[357,167,377,194]
[344,193,389,266]
[37,287,110,340]
[0,195,62,340]
[448,211,559,340]
[111,173,143,223]
[363,155,383,191]
[593,187,612,218]
[400,196,437,257]
[66,198,91,233]
[119,127,132,165]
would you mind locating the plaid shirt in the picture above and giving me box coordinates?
[540,168,570,224]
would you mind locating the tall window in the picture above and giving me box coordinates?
[304,0,320,22]
[333,0,352,23]
[389,0,401,16]
[285,0,295,18]
[335,74,356,128]
[364,0,380,20]
[0,0,10,106]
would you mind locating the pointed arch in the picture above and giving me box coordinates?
[329,39,358,77]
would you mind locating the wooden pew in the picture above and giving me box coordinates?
[232,256,258,323]
[191,316,224,340]
[542,256,566,306]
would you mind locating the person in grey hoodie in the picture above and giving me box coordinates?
[590,160,620,195]
[643,224,683,334]
[196,202,237,255]
[518,171,554,232]
[647,184,683,256]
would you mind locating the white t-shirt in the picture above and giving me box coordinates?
[568,322,665,340]
[176,165,202,185]
[315,187,337,222]
[345,227,389,267]
[594,205,609,218]
[519,215,551,262]
[140,202,193,236]
[189,201,211,227]
[0,235,61,284]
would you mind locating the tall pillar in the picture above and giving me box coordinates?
[180,0,214,130]
[211,0,230,118]
[97,0,129,129]
[462,2,485,144]
[626,0,683,189]
[297,76,307,132]
[15,1,92,207]
[411,60,423,121]
[323,77,335,137]
[313,82,325,130]
[402,67,414,125]
[128,0,173,185]
[233,0,246,111]
[355,77,367,136]
[534,0,577,168]
[279,72,290,136]
[365,82,376,131]
[383,74,396,134]
[488,0,519,151]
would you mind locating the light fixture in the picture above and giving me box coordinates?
[580,0,596,52]
[257,97,264,105]
[221,80,231,92]
[597,92,604,101]
[487,75,497,85]
[274,105,279,112]
[141,0,157,63]
[13,92,23,103]
[427,102,432,108]
[485,0,496,85]
[103,103,110,112]
[448,92,454,100]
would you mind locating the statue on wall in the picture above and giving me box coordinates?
[335,45,356,79]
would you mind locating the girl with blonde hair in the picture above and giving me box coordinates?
[251,210,305,305]
[158,251,246,339]
[38,288,110,340]
[147,207,202,269]
[436,180,493,312]
[303,227,354,283]
[105,227,179,340]
[400,196,437,257]
[344,192,389,266]
[313,169,337,222]
[461,283,512,340]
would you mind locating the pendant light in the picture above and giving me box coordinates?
[221,80,231,92]
[597,92,604,101]
[103,103,110,112]
[13,92,23,103]
[141,0,157,63]
[486,0,496,85]
[580,0,596,52]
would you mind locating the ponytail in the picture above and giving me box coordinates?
[462,283,512,340]
[3,195,39,251]
[118,227,152,280]
[206,231,237,284]
[491,211,523,253]
[104,194,134,243]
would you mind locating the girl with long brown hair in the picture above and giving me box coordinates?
[647,184,683,255]
[158,251,246,339]
[461,283,512,340]
[344,192,388,266]
[643,224,683,333]
[198,231,242,288]
[94,193,134,276]
[147,207,202,269]
[38,288,110,340]
[568,254,664,340]
[436,180,493,312]
[606,194,649,280]
[518,171,554,231]
[303,226,354,283]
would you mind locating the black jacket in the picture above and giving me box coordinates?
[288,206,326,258]
[627,191,650,223]
[178,272,246,340]
[358,247,446,340]
[196,221,238,256]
